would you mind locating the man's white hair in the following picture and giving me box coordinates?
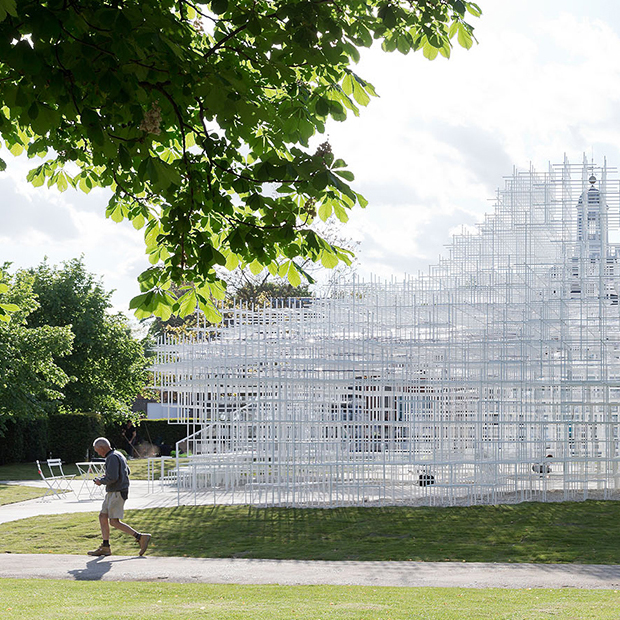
[93,437,111,450]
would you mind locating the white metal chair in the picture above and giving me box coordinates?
[36,459,75,500]
[47,458,76,482]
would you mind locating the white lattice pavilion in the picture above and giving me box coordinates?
[152,157,620,507]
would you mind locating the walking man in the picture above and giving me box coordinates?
[87,436,151,557]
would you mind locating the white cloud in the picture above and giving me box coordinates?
[321,2,620,284]
[0,156,145,314]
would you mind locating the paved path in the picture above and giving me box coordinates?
[3,479,620,589]
[0,479,181,525]
[1,554,620,588]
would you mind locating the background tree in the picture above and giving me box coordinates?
[0,265,73,434]
[25,258,150,421]
[147,275,311,340]
[224,214,359,299]
[148,216,356,339]
[0,0,480,320]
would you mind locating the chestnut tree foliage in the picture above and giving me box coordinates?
[0,0,481,321]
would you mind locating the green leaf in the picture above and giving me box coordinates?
[137,267,166,292]
[312,171,329,191]
[0,157,6,172]
[109,204,124,223]
[78,175,92,194]
[439,41,452,59]
[356,192,369,208]
[132,213,146,230]
[210,281,227,301]
[315,97,330,117]
[397,34,411,55]
[318,201,332,221]
[152,295,173,321]
[211,0,228,15]
[355,23,373,48]
[334,169,354,182]
[277,262,289,278]
[118,144,132,170]
[27,167,43,186]
[198,299,222,323]
[176,289,197,316]
[129,292,152,310]
[144,220,161,248]
[56,171,68,192]
[225,252,239,271]
[423,42,439,60]
[249,259,263,275]
[0,0,17,22]
[378,4,397,29]
[352,81,370,107]
[333,203,349,223]
[457,23,473,49]
[466,2,483,17]
[342,74,354,96]
[287,262,301,287]
[27,101,39,120]
[320,251,339,269]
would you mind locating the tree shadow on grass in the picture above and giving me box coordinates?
[121,501,620,564]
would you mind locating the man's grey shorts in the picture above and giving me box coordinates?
[100,491,126,519]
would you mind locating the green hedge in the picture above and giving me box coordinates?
[0,413,188,464]
[48,412,105,463]
[104,419,188,457]
[0,415,49,465]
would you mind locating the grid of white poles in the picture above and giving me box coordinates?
[152,156,620,507]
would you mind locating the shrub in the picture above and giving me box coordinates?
[48,412,104,463]
[0,415,48,465]
[0,413,188,466]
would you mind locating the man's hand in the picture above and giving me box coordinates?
[94,479,102,486]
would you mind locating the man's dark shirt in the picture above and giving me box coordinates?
[95,449,130,493]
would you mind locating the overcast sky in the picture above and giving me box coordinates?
[2,1,620,317]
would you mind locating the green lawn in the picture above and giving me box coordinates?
[2,500,620,563]
[0,462,55,481]
[0,484,49,506]
[0,458,173,482]
[2,580,620,620]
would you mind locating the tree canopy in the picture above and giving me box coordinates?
[0,0,481,321]
[0,265,73,429]
[25,258,151,420]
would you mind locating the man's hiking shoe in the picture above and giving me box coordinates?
[87,545,111,557]
[138,533,151,556]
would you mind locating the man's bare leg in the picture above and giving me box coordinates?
[110,518,152,556]
[87,513,113,556]
[99,512,110,540]
[109,518,139,537]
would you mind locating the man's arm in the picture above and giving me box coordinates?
[94,454,120,486]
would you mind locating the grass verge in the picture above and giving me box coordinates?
[2,580,620,620]
[0,484,49,506]
[1,500,620,563]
